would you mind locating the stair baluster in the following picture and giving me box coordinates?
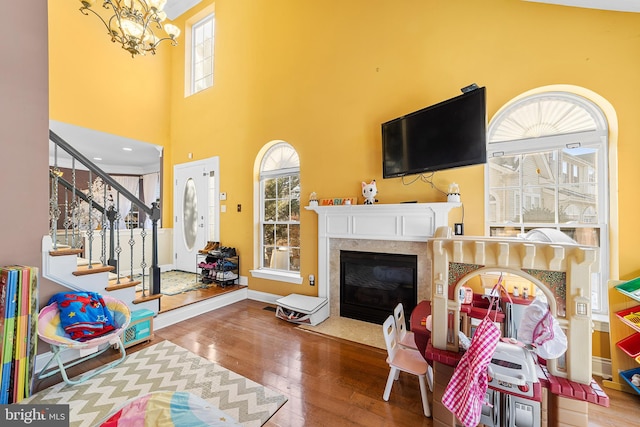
[47,130,161,309]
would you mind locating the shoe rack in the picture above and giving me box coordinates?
[196,242,239,287]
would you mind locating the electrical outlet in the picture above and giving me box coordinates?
[309,274,315,286]
[454,223,464,235]
[220,192,227,201]
[237,204,241,212]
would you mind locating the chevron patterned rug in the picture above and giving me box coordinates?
[23,341,287,427]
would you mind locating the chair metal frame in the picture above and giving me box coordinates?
[36,295,131,385]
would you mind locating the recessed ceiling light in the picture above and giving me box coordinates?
[123,147,133,151]
[93,157,102,161]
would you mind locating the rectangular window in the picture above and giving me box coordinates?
[487,145,607,313]
[190,13,215,95]
[261,174,301,272]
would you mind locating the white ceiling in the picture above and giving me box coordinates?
[524,0,640,12]
[53,0,639,176]
[164,0,202,20]
[49,121,162,176]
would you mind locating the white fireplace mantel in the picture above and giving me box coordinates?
[306,202,460,303]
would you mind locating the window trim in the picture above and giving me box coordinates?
[249,268,303,284]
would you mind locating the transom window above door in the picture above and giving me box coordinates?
[185,5,215,96]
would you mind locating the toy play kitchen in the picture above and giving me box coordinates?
[420,231,609,427]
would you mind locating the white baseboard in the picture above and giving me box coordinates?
[592,356,612,380]
[247,289,284,305]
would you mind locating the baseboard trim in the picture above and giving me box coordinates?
[592,356,612,380]
[247,289,284,305]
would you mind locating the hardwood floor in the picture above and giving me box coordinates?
[34,299,639,426]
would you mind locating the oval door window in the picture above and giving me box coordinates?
[183,178,198,250]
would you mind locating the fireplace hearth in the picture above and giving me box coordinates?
[340,250,417,325]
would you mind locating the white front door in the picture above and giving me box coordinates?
[173,157,219,272]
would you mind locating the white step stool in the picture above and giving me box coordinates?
[275,294,329,326]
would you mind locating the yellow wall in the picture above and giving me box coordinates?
[50,0,640,358]
[166,0,640,291]
[48,1,173,224]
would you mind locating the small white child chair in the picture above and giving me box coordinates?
[393,303,419,351]
[382,315,431,417]
[37,295,131,385]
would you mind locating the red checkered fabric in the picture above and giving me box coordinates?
[442,315,500,427]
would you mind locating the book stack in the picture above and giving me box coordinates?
[0,265,38,404]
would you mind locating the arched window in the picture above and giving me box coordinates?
[486,91,609,315]
[251,142,301,283]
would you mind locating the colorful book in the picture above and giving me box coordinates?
[23,267,38,399]
[0,269,7,396]
[0,268,18,404]
[11,267,23,403]
[11,266,30,403]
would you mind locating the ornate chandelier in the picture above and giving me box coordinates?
[79,0,181,57]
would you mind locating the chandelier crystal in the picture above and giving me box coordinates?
[79,0,181,57]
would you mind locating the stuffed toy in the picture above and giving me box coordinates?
[361,180,378,205]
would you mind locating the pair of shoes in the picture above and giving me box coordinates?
[220,260,237,269]
[210,246,237,258]
[216,271,238,281]
[199,241,220,254]
[198,262,217,269]
[222,247,236,258]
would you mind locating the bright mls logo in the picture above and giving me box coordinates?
[1,405,68,426]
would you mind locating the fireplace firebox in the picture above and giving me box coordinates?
[340,250,417,325]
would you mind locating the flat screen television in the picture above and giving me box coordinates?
[382,86,487,178]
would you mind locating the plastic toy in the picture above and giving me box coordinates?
[361,180,378,205]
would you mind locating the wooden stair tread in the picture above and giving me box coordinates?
[133,293,162,304]
[72,264,115,276]
[49,248,83,257]
[106,278,141,292]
